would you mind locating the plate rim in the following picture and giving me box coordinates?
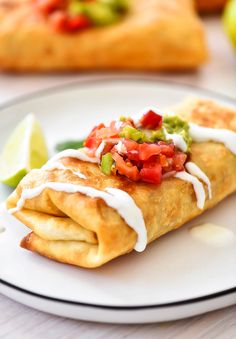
[0,75,235,310]
[1,75,236,112]
[0,279,236,310]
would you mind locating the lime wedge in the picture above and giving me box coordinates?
[0,114,48,187]
[223,0,236,49]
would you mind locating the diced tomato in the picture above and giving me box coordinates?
[159,154,168,167]
[122,139,139,161]
[103,138,121,145]
[66,15,91,32]
[110,120,123,132]
[96,127,119,139]
[93,123,106,131]
[162,157,174,173]
[173,152,187,171]
[126,150,140,162]
[138,143,162,161]
[123,139,139,151]
[49,10,68,32]
[36,0,63,15]
[113,153,140,182]
[84,116,188,185]
[140,110,162,129]
[158,141,175,157]
[140,163,162,184]
[85,136,101,150]
[84,123,105,149]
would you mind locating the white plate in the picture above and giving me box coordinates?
[0,77,235,323]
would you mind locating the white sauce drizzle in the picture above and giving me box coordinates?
[8,183,147,252]
[42,162,87,179]
[163,127,188,152]
[189,123,236,155]
[190,223,236,247]
[116,140,127,154]
[175,171,206,209]
[185,162,212,199]
[95,141,106,159]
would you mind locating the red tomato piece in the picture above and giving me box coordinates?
[66,15,91,32]
[49,10,68,32]
[36,0,63,15]
[139,143,162,161]
[158,141,175,157]
[159,154,168,167]
[140,110,162,129]
[84,136,100,150]
[96,127,119,139]
[113,153,140,182]
[84,123,105,149]
[173,152,187,171]
[123,139,139,151]
[126,150,140,162]
[122,140,139,161]
[140,163,162,184]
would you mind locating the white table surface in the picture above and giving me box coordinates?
[0,17,236,339]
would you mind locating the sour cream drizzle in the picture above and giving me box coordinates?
[185,162,212,199]
[189,123,236,155]
[163,128,187,153]
[9,183,147,252]
[175,171,206,209]
[42,162,87,179]
[116,140,127,154]
[95,141,106,159]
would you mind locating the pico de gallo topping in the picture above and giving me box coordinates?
[35,0,129,33]
[84,109,192,184]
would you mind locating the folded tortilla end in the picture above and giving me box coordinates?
[20,233,32,250]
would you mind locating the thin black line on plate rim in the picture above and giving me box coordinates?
[1,280,235,310]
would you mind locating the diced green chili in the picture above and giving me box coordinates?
[120,126,144,142]
[101,153,113,175]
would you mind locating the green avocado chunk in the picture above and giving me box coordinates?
[85,2,119,26]
[163,115,192,151]
[100,0,129,12]
[68,2,86,15]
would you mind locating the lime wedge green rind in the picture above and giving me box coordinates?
[0,168,27,188]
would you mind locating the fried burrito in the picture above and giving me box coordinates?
[6,98,236,268]
[0,0,207,71]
